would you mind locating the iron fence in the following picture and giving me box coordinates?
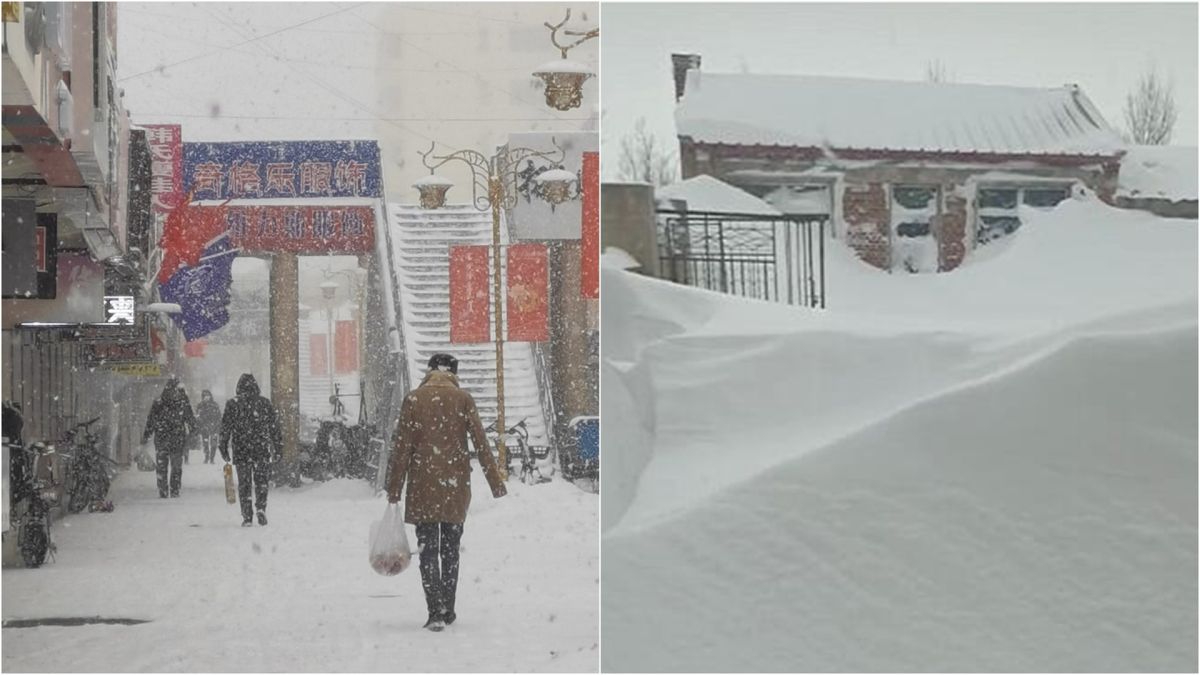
[656,209,827,307]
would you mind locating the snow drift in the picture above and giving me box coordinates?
[601,197,1198,671]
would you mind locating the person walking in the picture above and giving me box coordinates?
[386,353,507,632]
[195,390,222,464]
[142,379,196,498]
[178,386,196,465]
[219,374,282,527]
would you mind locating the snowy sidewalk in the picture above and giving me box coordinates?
[2,452,598,672]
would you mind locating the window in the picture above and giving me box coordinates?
[892,186,937,210]
[891,185,939,273]
[1023,187,1070,208]
[975,184,1072,246]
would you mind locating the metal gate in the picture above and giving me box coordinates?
[656,209,827,307]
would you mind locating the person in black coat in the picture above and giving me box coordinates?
[219,373,282,527]
[142,379,196,498]
[195,390,222,464]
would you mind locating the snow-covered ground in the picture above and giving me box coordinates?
[3,456,597,672]
[602,195,1197,671]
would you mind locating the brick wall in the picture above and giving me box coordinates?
[937,191,968,272]
[842,183,890,270]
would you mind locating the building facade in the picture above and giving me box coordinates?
[672,54,1128,273]
[3,2,141,452]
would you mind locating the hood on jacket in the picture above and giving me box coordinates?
[236,374,260,399]
[201,390,213,401]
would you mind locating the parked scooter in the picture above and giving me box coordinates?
[292,381,376,480]
[300,383,378,483]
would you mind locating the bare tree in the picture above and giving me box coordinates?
[924,59,950,83]
[617,117,678,186]
[1123,69,1177,145]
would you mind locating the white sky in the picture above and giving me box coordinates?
[117,2,598,198]
[600,2,1199,180]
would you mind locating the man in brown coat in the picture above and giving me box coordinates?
[387,353,507,632]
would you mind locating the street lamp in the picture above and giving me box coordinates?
[415,140,569,478]
[319,280,339,402]
[532,9,599,111]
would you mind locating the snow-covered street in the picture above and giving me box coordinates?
[2,457,598,672]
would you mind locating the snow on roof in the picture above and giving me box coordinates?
[1117,145,1199,201]
[656,174,782,216]
[676,71,1125,157]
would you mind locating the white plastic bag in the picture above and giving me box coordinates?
[369,503,412,576]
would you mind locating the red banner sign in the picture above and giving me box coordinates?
[183,339,207,359]
[310,334,327,376]
[581,151,599,299]
[144,124,183,216]
[449,246,491,344]
[218,205,376,254]
[507,243,548,342]
[334,320,358,373]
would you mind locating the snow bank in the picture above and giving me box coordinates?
[1118,145,1199,201]
[656,175,782,216]
[601,196,1197,671]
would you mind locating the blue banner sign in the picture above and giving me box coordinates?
[182,141,382,200]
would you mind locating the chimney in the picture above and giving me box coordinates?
[672,53,702,102]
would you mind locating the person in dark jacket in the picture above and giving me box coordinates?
[142,379,196,498]
[387,353,507,632]
[219,374,282,527]
[195,390,222,464]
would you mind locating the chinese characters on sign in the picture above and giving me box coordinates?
[144,124,183,216]
[209,206,376,254]
[104,296,136,324]
[183,141,382,200]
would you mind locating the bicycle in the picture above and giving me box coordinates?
[484,418,553,485]
[58,417,117,514]
[5,439,59,567]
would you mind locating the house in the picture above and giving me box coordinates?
[672,54,1128,273]
[1114,145,1198,219]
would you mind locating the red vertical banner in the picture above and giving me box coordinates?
[581,151,599,298]
[450,245,491,343]
[506,243,549,342]
[310,334,328,376]
[334,320,358,373]
[143,124,183,217]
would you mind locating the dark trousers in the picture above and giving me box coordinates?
[234,456,271,521]
[155,447,183,497]
[415,523,464,619]
[201,434,217,463]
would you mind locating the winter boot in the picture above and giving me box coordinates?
[242,518,253,527]
[423,615,445,632]
[442,610,456,626]
[257,510,267,526]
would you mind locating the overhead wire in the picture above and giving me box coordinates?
[130,113,593,122]
[200,5,441,146]
[122,12,534,74]
[117,3,368,83]
[344,8,590,124]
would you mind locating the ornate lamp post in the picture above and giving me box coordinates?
[532,9,599,111]
[414,140,570,478]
